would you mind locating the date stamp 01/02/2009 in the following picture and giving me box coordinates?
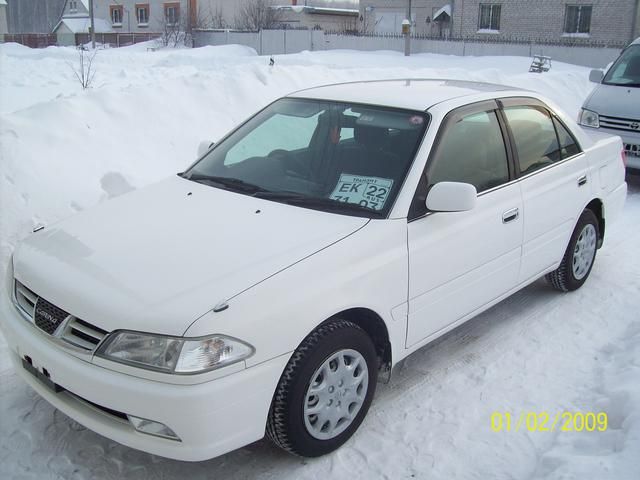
[491,412,608,433]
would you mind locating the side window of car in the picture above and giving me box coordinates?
[553,117,581,159]
[504,106,562,175]
[428,110,509,193]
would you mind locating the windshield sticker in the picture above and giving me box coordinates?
[330,174,394,211]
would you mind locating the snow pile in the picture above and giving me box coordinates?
[0,44,593,269]
[1,44,639,478]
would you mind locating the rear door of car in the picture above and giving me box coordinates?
[406,100,523,348]
[498,98,591,283]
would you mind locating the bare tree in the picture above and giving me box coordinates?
[193,4,219,30]
[68,47,98,90]
[338,16,358,34]
[235,0,283,31]
[157,9,188,47]
[359,9,376,34]
[211,6,227,29]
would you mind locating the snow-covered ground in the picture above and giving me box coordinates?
[0,43,638,479]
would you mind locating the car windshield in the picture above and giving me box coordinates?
[603,45,640,87]
[184,98,428,218]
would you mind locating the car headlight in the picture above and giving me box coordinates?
[579,109,600,128]
[96,331,254,374]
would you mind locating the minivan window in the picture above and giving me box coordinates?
[186,98,428,217]
[428,110,509,192]
[603,45,640,87]
[504,106,561,175]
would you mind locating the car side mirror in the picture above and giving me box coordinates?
[589,69,604,83]
[197,140,215,158]
[426,182,477,212]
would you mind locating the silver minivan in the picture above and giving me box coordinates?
[580,37,640,170]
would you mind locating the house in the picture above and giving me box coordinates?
[196,0,359,30]
[86,1,190,33]
[53,1,113,45]
[360,0,640,46]
[56,1,362,34]
[273,2,360,31]
[0,0,8,35]
[3,0,67,33]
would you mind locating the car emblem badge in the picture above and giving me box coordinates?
[36,309,56,324]
[631,122,640,131]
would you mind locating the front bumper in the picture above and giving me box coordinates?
[0,296,288,461]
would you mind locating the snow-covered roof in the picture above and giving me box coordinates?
[273,5,358,16]
[433,4,452,21]
[54,17,113,34]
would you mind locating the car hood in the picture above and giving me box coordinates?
[585,83,640,119]
[13,176,368,336]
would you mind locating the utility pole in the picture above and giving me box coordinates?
[403,0,412,56]
[89,0,96,49]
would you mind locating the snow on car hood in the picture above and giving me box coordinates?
[13,176,368,336]
[585,83,640,119]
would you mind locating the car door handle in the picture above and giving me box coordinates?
[502,208,519,224]
[578,175,588,187]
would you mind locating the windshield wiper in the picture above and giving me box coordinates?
[604,81,640,87]
[253,191,385,218]
[186,173,268,193]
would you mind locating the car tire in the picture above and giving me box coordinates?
[546,209,599,292]
[266,319,378,457]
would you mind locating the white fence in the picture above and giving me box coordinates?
[194,29,325,55]
[193,30,623,68]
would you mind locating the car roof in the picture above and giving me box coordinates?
[631,37,640,46]
[287,79,521,111]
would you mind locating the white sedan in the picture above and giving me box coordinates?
[1,80,627,461]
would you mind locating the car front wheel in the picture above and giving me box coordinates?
[267,320,377,457]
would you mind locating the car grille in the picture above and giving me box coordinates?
[34,297,68,334]
[624,142,640,158]
[14,281,108,352]
[600,115,640,133]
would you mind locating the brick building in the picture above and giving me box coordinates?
[360,0,640,46]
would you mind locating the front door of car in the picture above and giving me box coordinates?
[406,101,524,348]
[499,99,592,283]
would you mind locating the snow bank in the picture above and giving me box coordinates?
[0,46,594,270]
[2,44,639,479]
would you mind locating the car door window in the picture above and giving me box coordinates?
[504,106,562,175]
[428,110,509,192]
[553,117,581,159]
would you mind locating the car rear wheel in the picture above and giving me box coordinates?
[266,320,377,457]
[546,209,599,292]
